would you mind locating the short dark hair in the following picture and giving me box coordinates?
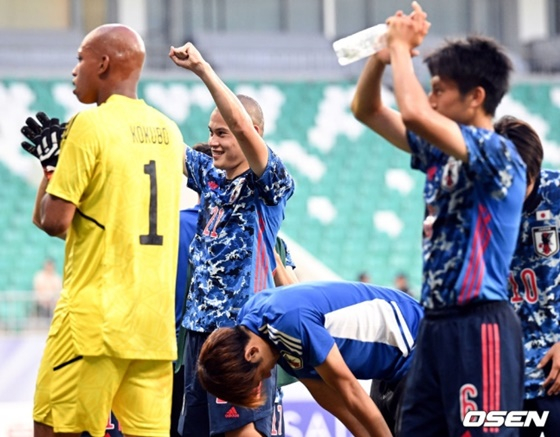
[197,326,265,408]
[192,142,211,157]
[494,115,543,185]
[424,35,513,116]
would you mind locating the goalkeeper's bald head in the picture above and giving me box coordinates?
[73,24,145,105]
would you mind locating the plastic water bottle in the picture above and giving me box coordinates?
[332,23,387,66]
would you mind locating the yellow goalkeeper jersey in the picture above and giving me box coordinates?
[47,94,184,360]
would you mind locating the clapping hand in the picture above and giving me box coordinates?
[385,1,431,51]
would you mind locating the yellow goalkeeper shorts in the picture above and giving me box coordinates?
[34,306,173,437]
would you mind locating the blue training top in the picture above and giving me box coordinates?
[408,125,526,309]
[182,146,294,332]
[509,169,560,399]
[239,281,424,386]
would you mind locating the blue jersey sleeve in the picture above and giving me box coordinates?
[185,146,213,194]
[461,126,524,200]
[299,321,336,369]
[408,126,525,200]
[251,148,294,206]
[273,310,335,375]
[408,130,447,173]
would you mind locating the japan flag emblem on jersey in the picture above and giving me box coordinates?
[532,226,559,258]
[441,158,459,191]
[536,210,552,221]
[229,177,245,202]
[281,351,303,370]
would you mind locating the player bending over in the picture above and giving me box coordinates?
[198,280,423,437]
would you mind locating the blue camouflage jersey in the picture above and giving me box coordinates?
[182,146,294,332]
[239,281,424,386]
[508,169,560,399]
[408,125,526,309]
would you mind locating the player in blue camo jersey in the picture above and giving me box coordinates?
[351,3,526,436]
[197,281,423,437]
[169,43,294,437]
[494,116,560,437]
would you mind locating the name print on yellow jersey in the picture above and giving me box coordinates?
[130,125,170,145]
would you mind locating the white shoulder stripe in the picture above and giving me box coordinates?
[259,324,303,354]
[323,299,414,357]
[390,301,415,353]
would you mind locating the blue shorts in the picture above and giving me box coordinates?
[399,301,524,437]
[178,330,283,437]
[520,395,560,437]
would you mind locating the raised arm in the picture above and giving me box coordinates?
[351,51,410,153]
[351,2,431,154]
[303,345,392,437]
[169,43,269,177]
[386,2,468,162]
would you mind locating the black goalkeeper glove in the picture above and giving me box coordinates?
[21,112,67,179]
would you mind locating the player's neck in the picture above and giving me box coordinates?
[466,111,494,131]
[225,162,250,180]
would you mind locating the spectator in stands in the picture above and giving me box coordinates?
[393,272,413,297]
[24,24,185,437]
[197,280,424,437]
[32,257,62,319]
[357,271,371,283]
[494,115,560,437]
[351,2,526,435]
[169,42,294,437]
